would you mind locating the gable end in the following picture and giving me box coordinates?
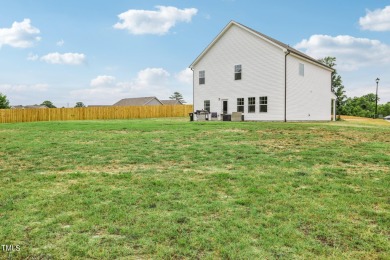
[189,21,333,72]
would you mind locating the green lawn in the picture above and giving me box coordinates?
[0,118,389,259]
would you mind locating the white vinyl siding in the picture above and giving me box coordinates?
[193,24,285,120]
[287,55,332,120]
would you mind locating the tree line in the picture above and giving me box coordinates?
[319,56,389,118]
[0,98,86,109]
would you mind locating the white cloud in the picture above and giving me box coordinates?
[90,75,116,87]
[0,83,48,93]
[56,39,64,47]
[40,52,86,65]
[359,6,390,31]
[135,68,170,87]
[0,19,40,48]
[113,5,198,35]
[27,53,39,61]
[175,68,193,84]
[294,34,390,71]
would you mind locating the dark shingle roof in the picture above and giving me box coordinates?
[160,100,183,105]
[113,97,163,106]
[12,105,48,109]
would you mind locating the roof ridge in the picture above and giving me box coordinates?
[233,21,332,70]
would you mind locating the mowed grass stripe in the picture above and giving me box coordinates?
[0,118,389,259]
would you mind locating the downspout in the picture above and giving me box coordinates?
[284,50,290,122]
[332,72,336,121]
[191,67,194,111]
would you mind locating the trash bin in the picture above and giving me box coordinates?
[189,113,194,121]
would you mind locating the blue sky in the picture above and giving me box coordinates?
[1,0,389,107]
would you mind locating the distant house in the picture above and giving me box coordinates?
[160,99,184,105]
[113,97,163,106]
[25,105,49,109]
[11,105,48,109]
[11,105,24,109]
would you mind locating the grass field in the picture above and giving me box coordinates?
[0,117,389,259]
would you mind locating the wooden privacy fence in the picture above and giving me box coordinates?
[0,105,194,123]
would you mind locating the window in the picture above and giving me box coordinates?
[237,98,244,112]
[199,70,205,84]
[248,97,255,113]
[259,96,268,112]
[299,63,304,76]
[234,65,242,80]
[204,100,210,112]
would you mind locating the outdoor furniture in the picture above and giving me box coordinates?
[195,110,209,121]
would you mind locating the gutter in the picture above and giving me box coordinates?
[190,67,194,111]
[284,50,290,122]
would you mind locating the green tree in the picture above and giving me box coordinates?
[41,100,56,108]
[169,92,186,103]
[318,57,346,118]
[0,92,10,109]
[378,102,390,117]
[342,94,377,118]
[75,102,86,108]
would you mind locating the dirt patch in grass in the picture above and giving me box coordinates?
[220,129,249,133]
[340,116,390,127]
[76,140,100,144]
[98,130,142,134]
[35,160,197,175]
[149,130,168,134]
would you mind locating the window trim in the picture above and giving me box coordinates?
[199,70,205,84]
[204,100,210,112]
[248,97,255,113]
[259,96,268,113]
[234,64,242,80]
[237,98,244,113]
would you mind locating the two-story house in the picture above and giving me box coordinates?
[190,21,336,121]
